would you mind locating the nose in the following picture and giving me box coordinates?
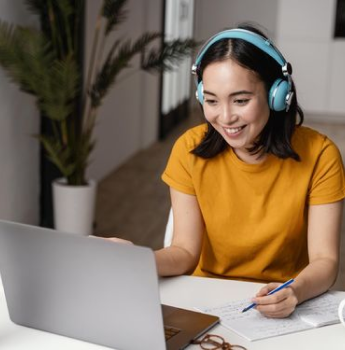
[219,103,236,124]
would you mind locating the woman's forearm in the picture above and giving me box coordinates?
[292,257,339,304]
[154,246,199,277]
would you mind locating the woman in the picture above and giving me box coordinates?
[154,24,345,318]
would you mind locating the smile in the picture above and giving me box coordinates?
[224,125,246,135]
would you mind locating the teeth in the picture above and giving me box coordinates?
[225,126,243,134]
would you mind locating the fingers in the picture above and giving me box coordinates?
[255,283,275,297]
[254,283,298,318]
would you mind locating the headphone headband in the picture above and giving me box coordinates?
[193,29,287,72]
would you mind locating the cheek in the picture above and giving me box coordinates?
[247,112,267,125]
[203,106,217,123]
[244,103,270,125]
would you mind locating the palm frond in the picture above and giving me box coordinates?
[0,18,79,122]
[130,32,161,53]
[38,55,79,121]
[0,21,55,95]
[141,38,199,73]
[102,0,128,35]
[36,134,76,178]
[0,21,20,68]
[90,32,161,107]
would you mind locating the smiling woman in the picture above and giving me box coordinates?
[104,22,345,319]
[154,22,345,319]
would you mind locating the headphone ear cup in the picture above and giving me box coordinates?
[269,79,289,111]
[197,81,204,104]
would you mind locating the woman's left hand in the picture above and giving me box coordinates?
[252,282,298,318]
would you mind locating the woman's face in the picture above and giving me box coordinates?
[202,59,270,163]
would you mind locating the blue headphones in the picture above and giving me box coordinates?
[191,29,294,112]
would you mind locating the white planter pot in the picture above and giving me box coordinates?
[52,178,97,235]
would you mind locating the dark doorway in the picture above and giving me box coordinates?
[40,1,85,228]
[334,0,345,37]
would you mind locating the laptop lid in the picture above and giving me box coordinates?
[0,220,218,350]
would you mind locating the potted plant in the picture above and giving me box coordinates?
[0,0,197,234]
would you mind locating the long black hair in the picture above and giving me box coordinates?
[192,23,304,161]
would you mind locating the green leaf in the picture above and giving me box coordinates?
[38,55,79,121]
[0,21,55,95]
[0,19,79,122]
[90,32,161,107]
[102,0,128,35]
[141,38,199,73]
[35,134,76,178]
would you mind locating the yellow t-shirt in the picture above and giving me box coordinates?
[162,124,345,283]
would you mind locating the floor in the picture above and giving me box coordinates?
[94,109,345,291]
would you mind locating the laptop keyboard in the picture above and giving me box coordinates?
[164,325,181,340]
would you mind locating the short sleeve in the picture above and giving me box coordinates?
[161,132,196,195]
[308,138,345,205]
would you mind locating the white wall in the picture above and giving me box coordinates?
[276,0,345,120]
[194,0,279,41]
[0,1,39,224]
[86,0,162,181]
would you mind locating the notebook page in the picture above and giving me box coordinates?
[296,293,342,327]
[197,299,312,341]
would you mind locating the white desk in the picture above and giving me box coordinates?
[1,275,345,349]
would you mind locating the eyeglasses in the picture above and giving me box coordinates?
[192,334,247,350]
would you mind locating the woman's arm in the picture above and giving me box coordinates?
[254,199,343,317]
[293,199,343,302]
[154,187,204,276]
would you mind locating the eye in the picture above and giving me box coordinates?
[234,98,249,105]
[204,98,217,106]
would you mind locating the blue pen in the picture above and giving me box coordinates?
[241,278,295,313]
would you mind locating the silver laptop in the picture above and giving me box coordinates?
[0,220,219,350]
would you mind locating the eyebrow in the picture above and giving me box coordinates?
[203,90,253,97]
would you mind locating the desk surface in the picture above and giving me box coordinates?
[1,275,344,349]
